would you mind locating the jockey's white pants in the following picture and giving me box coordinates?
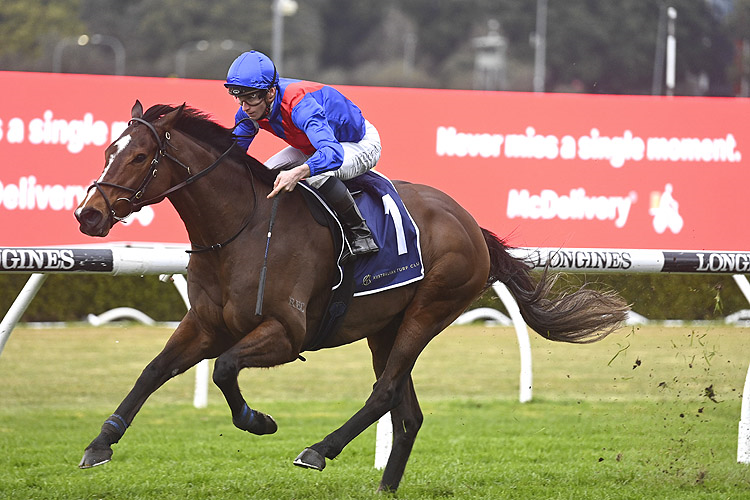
[263,120,381,189]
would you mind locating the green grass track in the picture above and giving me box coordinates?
[1,324,748,499]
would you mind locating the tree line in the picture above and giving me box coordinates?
[1,0,748,95]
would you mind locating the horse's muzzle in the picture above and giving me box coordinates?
[75,207,111,237]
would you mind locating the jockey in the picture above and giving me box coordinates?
[225,50,380,256]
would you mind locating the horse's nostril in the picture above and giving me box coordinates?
[77,207,103,228]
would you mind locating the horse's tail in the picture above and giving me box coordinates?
[481,228,629,344]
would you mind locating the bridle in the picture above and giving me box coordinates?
[85,115,259,253]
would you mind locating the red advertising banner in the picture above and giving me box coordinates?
[1,71,748,250]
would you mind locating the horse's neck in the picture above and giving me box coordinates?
[167,147,269,250]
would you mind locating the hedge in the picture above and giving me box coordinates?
[0,274,186,323]
[1,272,748,324]
[473,272,749,321]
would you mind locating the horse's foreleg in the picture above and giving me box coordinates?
[79,313,222,468]
[212,318,298,436]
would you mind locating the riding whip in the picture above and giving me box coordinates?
[255,194,281,315]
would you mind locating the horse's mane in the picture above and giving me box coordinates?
[142,104,277,186]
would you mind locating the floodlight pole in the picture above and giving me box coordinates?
[90,34,126,76]
[53,34,125,75]
[665,7,677,96]
[52,38,75,73]
[272,0,284,73]
[533,0,547,92]
[175,40,210,78]
[652,3,666,95]
[272,0,298,74]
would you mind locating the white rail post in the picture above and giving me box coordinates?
[165,273,209,410]
[374,412,393,470]
[739,361,750,464]
[493,282,533,402]
[733,274,750,463]
[0,273,48,358]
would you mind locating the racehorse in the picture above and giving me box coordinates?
[74,101,629,493]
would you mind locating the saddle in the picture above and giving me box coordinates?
[296,171,424,351]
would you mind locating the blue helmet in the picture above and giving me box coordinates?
[225,50,278,94]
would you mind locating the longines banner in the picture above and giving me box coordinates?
[0,71,748,250]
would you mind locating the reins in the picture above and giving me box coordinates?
[130,117,240,208]
[185,118,260,254]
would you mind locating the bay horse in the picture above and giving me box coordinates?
[74,101,628,493]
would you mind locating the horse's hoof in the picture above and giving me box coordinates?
[293,448,326,471]
[78,447,113,469]
[234,407,278,435]
[261,414,278,435]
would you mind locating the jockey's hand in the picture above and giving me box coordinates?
[267,164,311,199]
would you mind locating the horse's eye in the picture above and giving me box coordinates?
[133,153,148,163]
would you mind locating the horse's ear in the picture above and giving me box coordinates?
[175,102,186,121]
[155,103,186,131]
[131,100,143,119]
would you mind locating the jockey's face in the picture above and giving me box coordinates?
[237,87,276,120]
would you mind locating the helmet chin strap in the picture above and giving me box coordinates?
[261,62,278,119]
[261,86,275,119]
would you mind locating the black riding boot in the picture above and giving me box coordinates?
[317,177,379,256]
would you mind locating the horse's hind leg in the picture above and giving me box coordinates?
[293,312,440,481]
[377,377,423,492]
[295,273,485,490]
[293,325,424,475]
[366,331,423,492]
[79,312,224,468]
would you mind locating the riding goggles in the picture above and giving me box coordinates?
[227,87,268,105]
